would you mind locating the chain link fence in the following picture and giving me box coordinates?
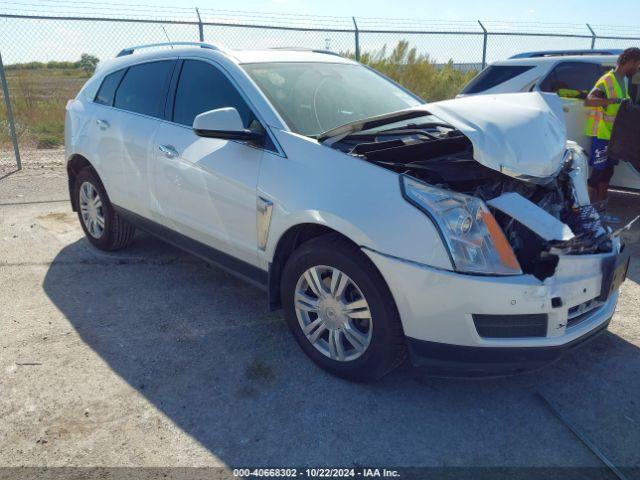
[2,8,640,170]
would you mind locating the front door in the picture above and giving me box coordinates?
[540,61,604,151]
[150,59,268,266]
[540,61,640,190]
[560,97,590,151]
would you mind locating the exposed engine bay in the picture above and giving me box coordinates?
[329,121,615,280]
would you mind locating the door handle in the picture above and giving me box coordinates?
[562,106,570,113]
[96,119,110,129]
[158,144,179,158]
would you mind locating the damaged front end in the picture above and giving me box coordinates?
[323,93,625,281]
[403,148,612,280]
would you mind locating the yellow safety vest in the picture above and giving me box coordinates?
[584,70,630,140]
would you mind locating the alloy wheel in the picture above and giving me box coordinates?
[79,181,105,239]
[294,265,373,362]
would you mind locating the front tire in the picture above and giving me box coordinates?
[74,168,135,251]
[281,234,406,381]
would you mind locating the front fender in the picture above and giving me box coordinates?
[260,130,453,270]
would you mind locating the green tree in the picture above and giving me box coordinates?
[78,53,99,76]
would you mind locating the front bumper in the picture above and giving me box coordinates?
[405,318,610,375]
[363,246,621,374]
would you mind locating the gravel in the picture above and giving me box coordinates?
[1,159,640,470]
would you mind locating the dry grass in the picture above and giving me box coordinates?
[0,67,87,149]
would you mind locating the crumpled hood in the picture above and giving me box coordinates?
[427,92,567,180]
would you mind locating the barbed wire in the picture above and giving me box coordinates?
[4,0,640,36]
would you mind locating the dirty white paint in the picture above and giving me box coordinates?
[488,192,575,241]
[429,92,567,180]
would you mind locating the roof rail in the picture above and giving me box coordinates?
[510,49,622,59]
[268,47,344,58]
[116,42,220,57]
[311,49,344,58]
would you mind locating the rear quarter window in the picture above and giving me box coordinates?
[461,65,535,94]
[94,69,126,106]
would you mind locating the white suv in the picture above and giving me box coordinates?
[459,50,640,190]
[65,43,629,380]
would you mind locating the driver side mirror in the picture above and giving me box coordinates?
[193,107,264,144]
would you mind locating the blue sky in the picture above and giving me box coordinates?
[230,0,626,26]
[2,0,640,64]
[101,0,639,28]
[6,0,640,30]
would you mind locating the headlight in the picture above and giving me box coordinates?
[401,175,522,275]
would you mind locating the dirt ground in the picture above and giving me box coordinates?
[1,158,640,476]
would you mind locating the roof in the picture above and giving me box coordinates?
[227,48,356,64]
[491,54,619,66]
[510,49,623,59]
[97,43,355,75]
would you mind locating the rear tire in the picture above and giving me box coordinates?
[281,234,406,381]
[74,168,135,251]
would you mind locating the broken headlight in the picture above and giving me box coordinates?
[401,175,522,275]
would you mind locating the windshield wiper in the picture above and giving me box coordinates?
[374,122,455,135]
[345,121,458,141]
[317,109,428,142]
[366,128,438,139]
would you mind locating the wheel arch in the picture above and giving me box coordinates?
[268,223,384,311]
[66,154,95,211]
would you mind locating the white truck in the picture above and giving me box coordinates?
[459,49,640,190]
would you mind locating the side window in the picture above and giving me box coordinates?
[460,65,535,94]
[94,69,125,106]
[540,62,602,99]
[173,60,256,128]
[114,61,174,118]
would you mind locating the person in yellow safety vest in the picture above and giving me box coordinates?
[584,47,640,202]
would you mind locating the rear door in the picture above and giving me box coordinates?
[539,61,604,151]
[85,68,128,206]
[111,59,176,217]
